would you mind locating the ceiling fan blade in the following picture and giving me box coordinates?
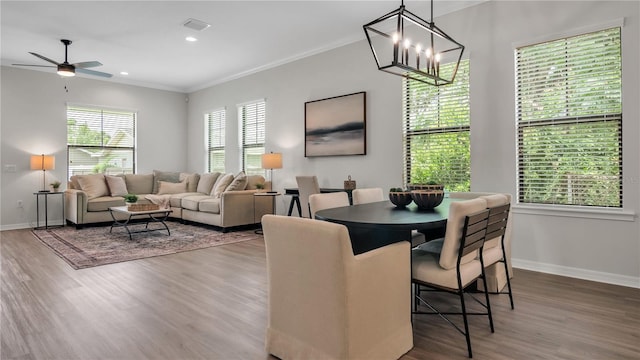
[29,52,60,65]
[76,67,113,78]
[73,61,102,69]
[12,63,56,68]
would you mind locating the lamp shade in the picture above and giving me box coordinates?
[30,154,55,171]
[261,152,282,170]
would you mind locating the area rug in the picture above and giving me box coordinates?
[32,222,262,270]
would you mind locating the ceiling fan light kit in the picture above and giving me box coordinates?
[12,39,113,79]
[363,0,464,86]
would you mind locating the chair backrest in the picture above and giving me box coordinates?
[439,197,488,270]
[458,208,490,261]
[296,176,320,218]
[480,194,511,251]
[448,191,496,199]
[309,192,350,219]
[351,187,384,205]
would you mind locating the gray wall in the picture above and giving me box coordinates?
[0,67,188,229]
[186,1,639,287]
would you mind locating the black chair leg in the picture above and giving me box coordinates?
[502,248,515,309]
[458,290,473,358]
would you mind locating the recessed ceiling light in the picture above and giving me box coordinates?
[120,71,129,75]
[185,36,198,42]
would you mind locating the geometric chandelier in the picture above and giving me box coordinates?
[363,0,464,86]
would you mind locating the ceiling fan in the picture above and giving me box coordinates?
[12,39,112,78]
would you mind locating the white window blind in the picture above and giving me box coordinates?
[402,59,470,191]
[238,100,266,176]
[67,105,136,177]
[206,108,226,173]
[516,27,622,207]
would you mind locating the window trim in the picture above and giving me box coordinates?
[237,98,266,176]
[205,107,226,173]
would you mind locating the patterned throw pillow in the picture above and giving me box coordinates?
[225,171,248,191]
[210,173,234,198]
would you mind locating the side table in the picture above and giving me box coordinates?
[254,192,281,234]
[33,191,65,230]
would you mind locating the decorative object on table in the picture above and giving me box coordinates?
[362,0,464,86]
[343,175,357,190]
[261,152,282,192]
[304,91,366,157]
[50,180,61,192]
[388,188,413,208]
[255,182,266,192]
[30,154,55,192]
[123,193,139,208]
[31,223,261,269]
[411,189,445,210]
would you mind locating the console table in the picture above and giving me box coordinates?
[284,188,353,216]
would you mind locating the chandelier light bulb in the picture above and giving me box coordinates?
[392,33,399,43]
[404,39,411,49]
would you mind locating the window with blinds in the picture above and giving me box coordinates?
[206,108,226,173]
[67,105,136,178]
[516,27,622,207]
[238,99,266,176]
[402,59,470,191]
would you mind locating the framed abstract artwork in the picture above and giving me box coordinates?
[304,91,366,157]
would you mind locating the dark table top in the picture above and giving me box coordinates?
[314,198,456,232]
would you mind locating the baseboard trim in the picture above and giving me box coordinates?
[1,219,65,231]
[513,258,640,289]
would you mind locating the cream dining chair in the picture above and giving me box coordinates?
[309,191,350,219]
[262,215,414,360]
[295,175,320,218]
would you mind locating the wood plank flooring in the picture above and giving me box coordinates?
[2,228,639,359]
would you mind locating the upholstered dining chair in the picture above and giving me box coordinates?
[262,215,414,360]
[411,198,494,358]
[295,175,320,218]
[480,194,514,309]
[352,187,385,205]
[309,191,350,219]
[448,192,514,294]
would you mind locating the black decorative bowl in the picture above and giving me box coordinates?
[389,192,413,208]
[411,190,445,210]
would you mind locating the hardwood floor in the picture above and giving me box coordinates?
[2,228,639,359]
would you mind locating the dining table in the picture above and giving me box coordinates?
[315,198,457,255]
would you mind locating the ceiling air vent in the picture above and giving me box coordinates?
[183,18,211,31]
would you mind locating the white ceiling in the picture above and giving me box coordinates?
[1,1,483,93]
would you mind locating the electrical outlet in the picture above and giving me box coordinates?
[17,200,23,208]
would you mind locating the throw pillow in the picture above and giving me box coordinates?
[76,174,109,200]
[225,171,248,191]
[105,175,128,197]
[157,180,187,195]
[197,172,220,194]
[152,170,181,193]
[210,173,234,198]
[179,172,200,193]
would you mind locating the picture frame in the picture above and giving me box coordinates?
[304,91,366,157]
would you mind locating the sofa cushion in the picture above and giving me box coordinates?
[76,174,109,200]
[124,174,154,195]
[181,195,213,211]
[246,175,266,190]
[168,192,200,207]
[225,171,248,191]
[69,175,81,190]
[211,173,234,198]
[198,198,221,214]
[86,196,125,212]
[158,180,187,194]
[180,172,200,193]
[197,172,220,194]
[153,170,181,193]
[105,175,128,197]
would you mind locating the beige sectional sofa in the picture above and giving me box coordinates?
[65,170,273,231]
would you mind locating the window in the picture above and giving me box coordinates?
[402,59,470,191]
[238,99,266,176]
[516,27,622,207]
[206,108,226,173]
[67,105,136,177]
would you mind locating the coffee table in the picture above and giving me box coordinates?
[109,206,173,240]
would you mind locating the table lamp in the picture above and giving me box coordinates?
[30,154,55,192]
[261,152,282,193]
